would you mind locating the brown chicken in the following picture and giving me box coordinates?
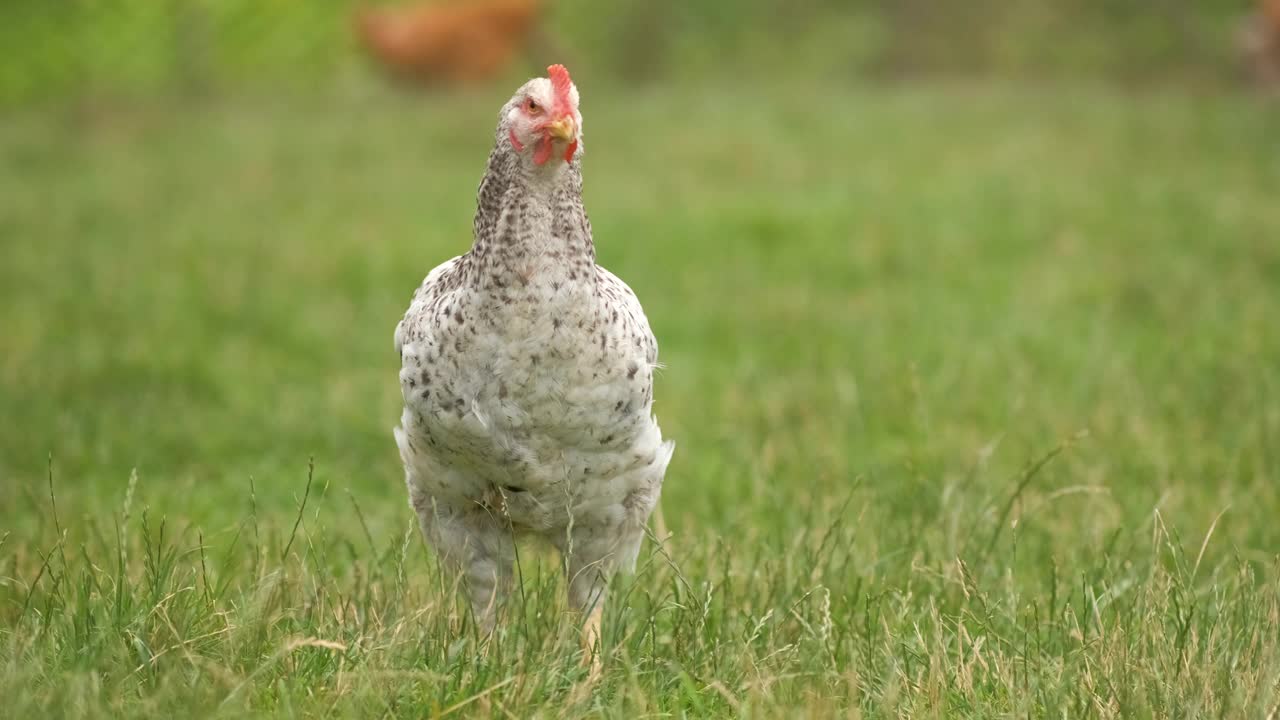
[355,0,545,86]
[1240,0,1280,89]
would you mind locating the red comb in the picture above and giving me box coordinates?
[547,64,573,112]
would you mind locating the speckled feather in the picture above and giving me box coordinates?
[393,70,673,625]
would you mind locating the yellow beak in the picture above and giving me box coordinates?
[546,116,576,141]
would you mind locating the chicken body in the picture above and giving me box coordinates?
[1242,0,1280,88]
[393,67,672,651]
[356,0,542,85]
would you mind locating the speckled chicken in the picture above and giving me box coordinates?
[393,65,673,660]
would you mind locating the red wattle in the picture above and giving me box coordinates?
[564,140,577,162]
[533,135,553,165]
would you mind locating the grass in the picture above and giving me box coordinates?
[1,82,1279,717]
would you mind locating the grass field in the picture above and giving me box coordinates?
[2,84,1279,717]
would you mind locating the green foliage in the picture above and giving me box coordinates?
[0,0,360,104]
[0,0,1261,105]
[1,83,1279,716]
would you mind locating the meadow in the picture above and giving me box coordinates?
[1,83,1279,717]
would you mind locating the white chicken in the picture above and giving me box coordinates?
[393,65,673,662]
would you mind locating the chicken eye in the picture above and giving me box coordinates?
[525,98,542,115]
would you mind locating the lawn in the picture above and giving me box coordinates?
[1,83,1279,717]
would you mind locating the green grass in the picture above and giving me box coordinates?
[2,83,1279,717]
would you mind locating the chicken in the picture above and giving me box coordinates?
[393,65,673,664]
[355,0,544,85]
[1241,0,1280,89]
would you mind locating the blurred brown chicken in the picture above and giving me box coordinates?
[355,0,546,86]
[1240,0,1280,89]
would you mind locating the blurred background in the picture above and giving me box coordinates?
[2,0,1280,103]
